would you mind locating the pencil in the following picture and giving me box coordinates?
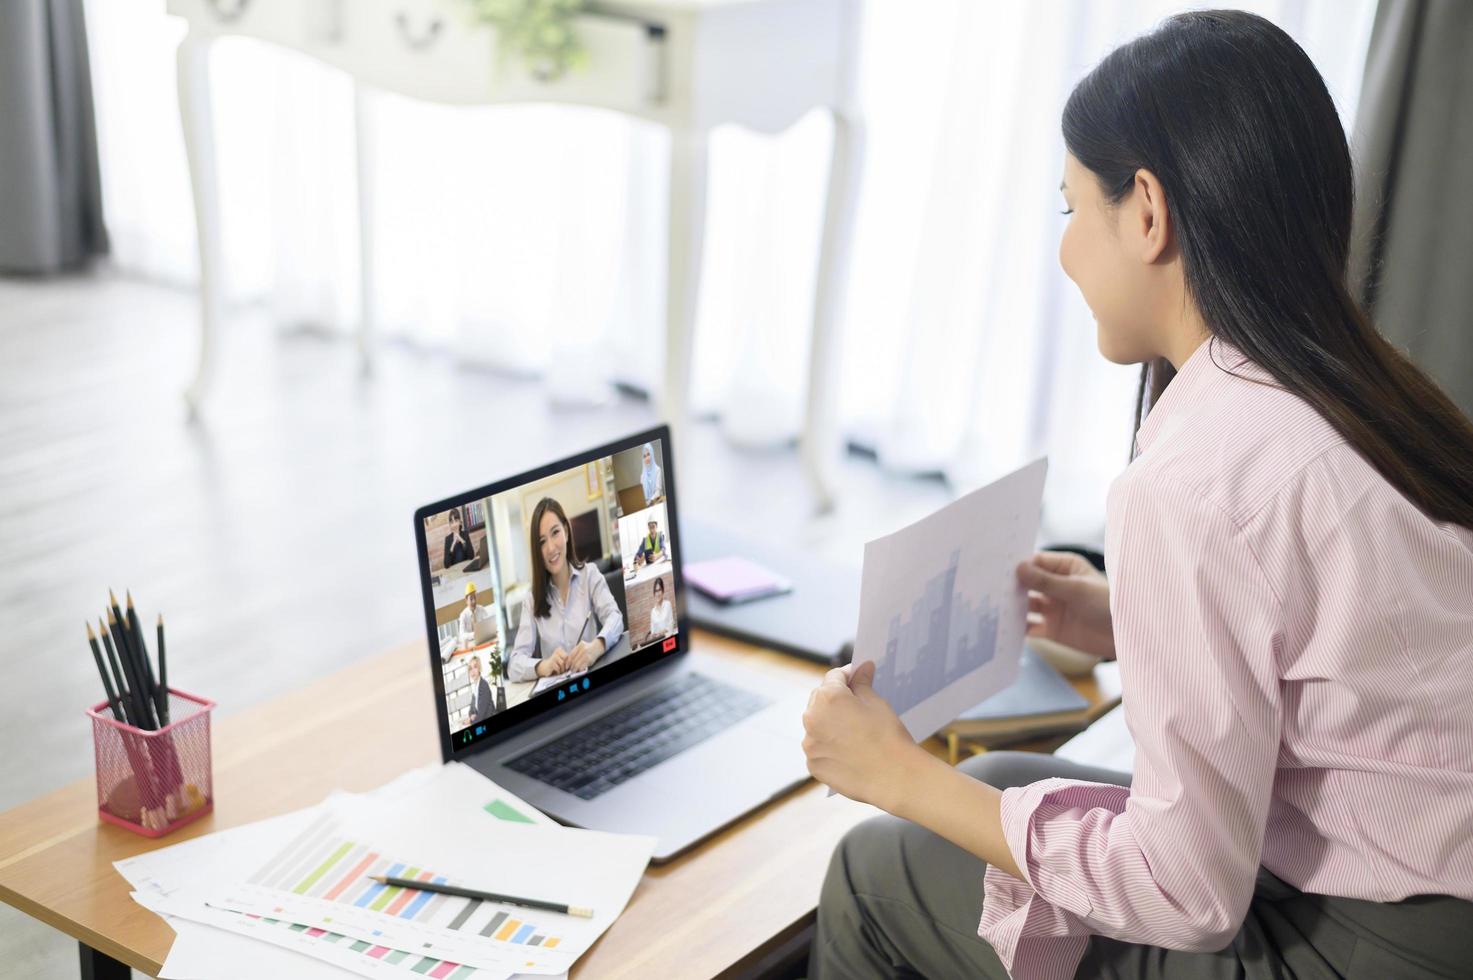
[109,591,144,708]
[98,619,133,727]
[366,876,593,918]
[86,622,123,721]
[109,608,155,730]
[113,608,149,729]
[108,589,128,654]
[156,614,169,725]
[127,592,164,722]
[149,610,182,807]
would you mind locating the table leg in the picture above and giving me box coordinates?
[78,941,130,980]
[661,126,710,467]
[176,33,223,420]
[802,108,866,514]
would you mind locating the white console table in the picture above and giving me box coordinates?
[170,0,863,509]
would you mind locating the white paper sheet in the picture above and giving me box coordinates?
[852,458,1047,741]
[160,916,369,980]
[119,764,582,980]
[142,895,513,980]
[206,793,654,974]
[158,905,564,980]
[1055,700,1135,773]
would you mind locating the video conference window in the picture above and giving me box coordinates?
[422,440,676,737]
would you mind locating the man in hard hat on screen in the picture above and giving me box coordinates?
[456,581,496,653]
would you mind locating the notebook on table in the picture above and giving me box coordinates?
[940,646,1095,751]
[685,556,792,604]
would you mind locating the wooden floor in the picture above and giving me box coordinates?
[0,271,951,977]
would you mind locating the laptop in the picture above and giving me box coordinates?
[414,425,811,861]
[462,533,490,573]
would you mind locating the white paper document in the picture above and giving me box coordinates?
[117,763,616,980]
[160,916,375,980]
[202,765,654,975]
[852,458,1047,741]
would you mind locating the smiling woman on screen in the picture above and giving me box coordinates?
[646,576,675,644]
[800,10,1473,979]
[506,497,624,682]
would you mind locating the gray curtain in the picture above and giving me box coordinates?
[1348,0,1473,415]
[0,0,108,273]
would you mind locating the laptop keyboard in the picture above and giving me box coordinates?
[505,673,771,800]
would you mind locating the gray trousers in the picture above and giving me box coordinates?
[809,751,1473,979]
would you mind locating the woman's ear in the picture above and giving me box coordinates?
[1130,168,1172,264]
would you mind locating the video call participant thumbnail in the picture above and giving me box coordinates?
[506,497,625,682]
[639,441,664,505]
[441,581,495,662]
[442,507,473,567]
[465,654,495,725]
[646,575,675,645]
[633,518,668,566]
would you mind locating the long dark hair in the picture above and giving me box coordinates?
[528,497,584,620]
[1064,10,1473,527]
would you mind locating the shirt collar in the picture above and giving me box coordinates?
[547,564,583,598]
[1134,337,1257,453]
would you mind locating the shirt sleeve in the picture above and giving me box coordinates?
[505,593,541,682]
[980,476,1283,971]
[589,569,625,653]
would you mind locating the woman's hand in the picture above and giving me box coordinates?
[536,649,569,677]
[1016,551,1115,659]
[802,661,925,811]
[567,638,602,672]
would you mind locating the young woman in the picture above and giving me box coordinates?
[802,11,1473,978]
[441,506,472,568]
[639,442,665,505]
[506,497,624,682]
[645,576,675,644]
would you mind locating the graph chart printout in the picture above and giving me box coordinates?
[119,765,566,980]
[853,458,1046,741]
[207,768,655,979]
[217,811,572,973]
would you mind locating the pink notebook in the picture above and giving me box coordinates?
[685,556,792,604]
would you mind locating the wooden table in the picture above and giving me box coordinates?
[0,630,1113,979]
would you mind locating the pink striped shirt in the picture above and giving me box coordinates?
[979,339,1473,979]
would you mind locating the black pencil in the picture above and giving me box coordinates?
[156,614,169,725]
[117,590,149,702]
[86,622,123,721]
[366,876,593,917]
[127,592,165,722]
[107,609,145,728]
[98,619,134,727]
[108,590,143,702]
[109,608,154,730]
[145,609,181,800]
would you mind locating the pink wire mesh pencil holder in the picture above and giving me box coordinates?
[87,689,216,837]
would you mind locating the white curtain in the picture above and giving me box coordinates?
[84,0,1375,542]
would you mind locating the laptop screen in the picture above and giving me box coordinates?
[415,427,684,757]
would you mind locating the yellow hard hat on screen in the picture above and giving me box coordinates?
[465,582,477,595]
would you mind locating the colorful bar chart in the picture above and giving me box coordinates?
[236,912,481,979]
[240,813,565,956]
